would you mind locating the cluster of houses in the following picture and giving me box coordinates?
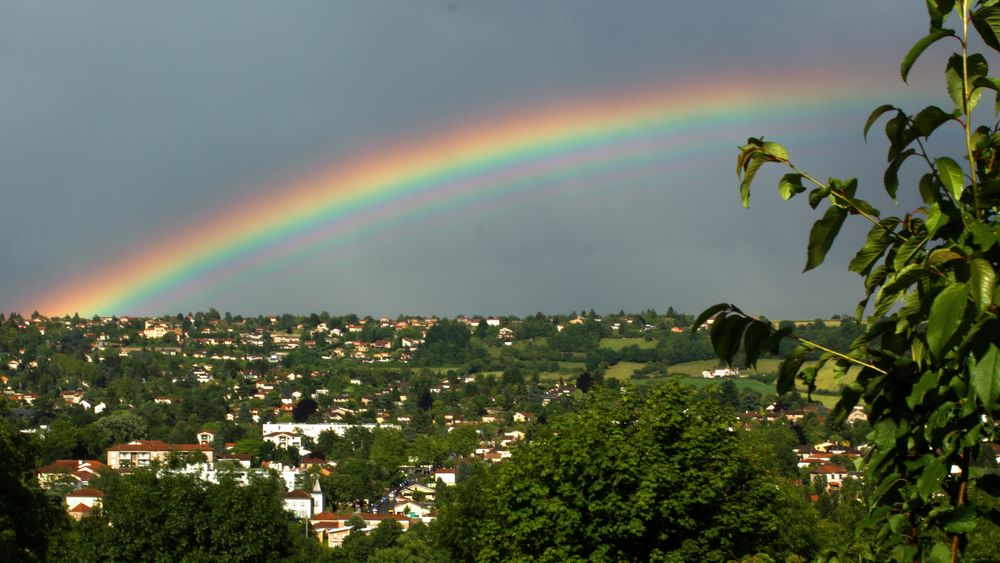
[34,420,476,546]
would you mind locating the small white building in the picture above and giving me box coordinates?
[434,468,457,486]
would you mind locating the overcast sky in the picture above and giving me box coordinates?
[1,1,953,319]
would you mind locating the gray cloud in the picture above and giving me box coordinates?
[0,1,933,318]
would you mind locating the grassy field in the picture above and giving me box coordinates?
[599,337,657,350]
[604,361,647,381]
[663,358,844,408]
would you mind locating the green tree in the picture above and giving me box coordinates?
[292,398,319,423]
[462,384,817,561]
[699,2,1000,559]
[93,412,148,447]
[50,470,299,562]
[0,409,64,561]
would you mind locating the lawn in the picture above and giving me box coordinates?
[599,337,657,350]
[604,361,647,381]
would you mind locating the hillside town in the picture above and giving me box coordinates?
[5,309,999,559]
[0,310,886,547]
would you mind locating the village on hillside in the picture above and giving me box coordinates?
[6,309,992,550]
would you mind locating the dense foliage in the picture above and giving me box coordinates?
[435,384,820,561]
[49,470,311,562]
[0,412,63,562]
[701,1,1000,560]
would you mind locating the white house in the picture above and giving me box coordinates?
[434,468,457,486]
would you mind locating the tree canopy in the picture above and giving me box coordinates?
[436,384,817,561]
[701,2,1000,560]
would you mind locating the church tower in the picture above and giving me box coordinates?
[311,477,324,515]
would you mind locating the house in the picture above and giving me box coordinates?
[196,430,215,446]
[284,490,314,519]
[512,412,535,423]
[701,368,739,378]
[60,390,85,405]
[398,483,436,502]
[37,459,108,489]
[263,431,302,450]
[310,512,412,548]
[106,440,215,469]
[500,430,525,447]
[810,463,854,491]
[846,405,868,426]
[215,453,252,468]
[391,500,434,520]
[434,468,457,486]
[65,488,103,521]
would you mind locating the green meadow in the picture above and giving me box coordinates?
[598,337,657,350]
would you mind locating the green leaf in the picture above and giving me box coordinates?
[849,220,897,275]
[969,222,1000,248]
[925,0,956,30]
[740,157,762,209]
[928,542,952,563]
[925,203,950,238]
[917,457,948,500]
[873,419,898,450]
[833,383,863,423]
[942,505,979,533]
[761,141,788,160]
[864,104,896,140]
[902,29,955,82]
[777,345,809,395]
[881,263,928,298]
[977,473,1000,496]
[691,303,729,336]
[884,149,916,200]
[919,173,940,204]
[808,186,830,209]
[946,54,964,109]
[711,314,748,366]
[970,258,997,314]
[804,205,848,272]
[892,233,928,272]
[971,344,1000,407]
[927,282,970,359]
[866,264,889,293]
[778,173,805,200]
[742,321,771,369]
[913,105,954,136]
[946,54,988,112]
[908,370,940,409]
[973,76,1000,93]
[936,156,965,202]
[928,247,963,265]
[973,5,1000,53]
[736,143,756,175]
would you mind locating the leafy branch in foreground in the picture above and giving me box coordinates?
[698,1,1000,561]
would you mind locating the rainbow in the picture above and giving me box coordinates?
[26,67,935,316]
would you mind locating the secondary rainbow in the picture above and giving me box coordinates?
[27,67,934,316]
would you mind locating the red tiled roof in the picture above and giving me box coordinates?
[37,459,107,474]
[285,490,311,499]
[107,440,212,452]
[69,503,92,513]
[311,511,349,522]
[814,463,847,474]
